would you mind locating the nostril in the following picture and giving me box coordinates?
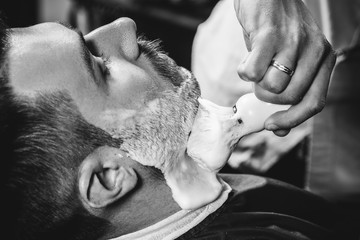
[238,119,243,125]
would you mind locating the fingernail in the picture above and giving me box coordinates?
[266,124,279,131]
[274,129,290,137]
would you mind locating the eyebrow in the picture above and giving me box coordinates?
[57,22,96,80]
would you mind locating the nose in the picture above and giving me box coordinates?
[85,17,139,60]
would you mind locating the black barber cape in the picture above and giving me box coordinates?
[177,174,359,240]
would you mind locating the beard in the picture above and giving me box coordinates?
[108,38,201,172]
[116,74,200,171]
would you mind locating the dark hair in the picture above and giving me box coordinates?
[0,17,121,240]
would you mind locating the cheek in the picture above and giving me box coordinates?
[108,73,159,109]
[69,81,106,126]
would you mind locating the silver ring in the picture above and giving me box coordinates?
[270,60,295,77]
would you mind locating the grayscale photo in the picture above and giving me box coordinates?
[1,0,359,239]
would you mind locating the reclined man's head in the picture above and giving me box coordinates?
[1,17,202,239]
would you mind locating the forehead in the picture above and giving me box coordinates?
[11,22,80,57]
[14,22,78,43]
[8,23,87,94]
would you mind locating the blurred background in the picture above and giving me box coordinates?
[1,0,219,70]
[1,0,360,220]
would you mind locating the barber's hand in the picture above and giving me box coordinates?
[234,0,336,136]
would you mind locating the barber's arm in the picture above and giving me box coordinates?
[234,0,336,136]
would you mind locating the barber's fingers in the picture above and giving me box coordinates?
[264,51,336,134]
[237,31,276,83]
[257,48,298,94]
[254,37,334,106]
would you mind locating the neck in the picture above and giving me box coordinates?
[100,153,223,239]
[102,163,181,239]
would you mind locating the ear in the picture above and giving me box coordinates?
[79,147,138,208]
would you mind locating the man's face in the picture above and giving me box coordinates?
[8,18,200,170]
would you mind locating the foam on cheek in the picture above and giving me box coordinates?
[164,98,236,210]
[186,98,241,172]
[187,93,290,173]
[167,93,290,210]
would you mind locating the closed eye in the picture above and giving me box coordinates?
[94,54,111,77]
[57,22,107,85]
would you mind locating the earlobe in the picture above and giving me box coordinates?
[79,147,138,209]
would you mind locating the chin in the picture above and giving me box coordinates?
[111,66,201,172]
